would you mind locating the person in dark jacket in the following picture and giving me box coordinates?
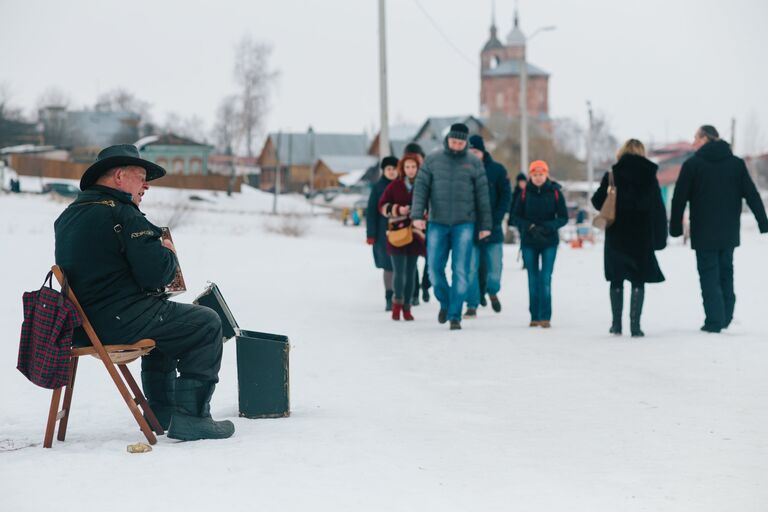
[378,153,427,321]
[465,135,512,317]
[411,123,493,330]
[367,156,399,311]
[512,160,568,328]
[592,139,668,337]
[670,125,768,332]
[54,144,234,441]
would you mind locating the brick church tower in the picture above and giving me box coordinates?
[479,9,550,122]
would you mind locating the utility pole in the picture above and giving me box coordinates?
[272,131,282,215]
[378,0,390,159]
[519,50,528,174]
[586,101,595,201]
[731,117,736,149]
[309,126,315,215]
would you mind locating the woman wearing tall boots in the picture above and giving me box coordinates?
[367,156,399,311]
[591,139,668,337]
[378,152,426,320]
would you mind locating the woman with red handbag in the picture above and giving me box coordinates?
[378,153,426,321]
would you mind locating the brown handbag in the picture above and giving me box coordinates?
[387,225,413,247]
[593,171,617,230]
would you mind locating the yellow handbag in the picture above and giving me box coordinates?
[387,225,413,247]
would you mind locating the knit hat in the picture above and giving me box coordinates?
[468,134,486,152]
[381,156,399,170]
[515,172,527,182]
[447,123,469,141]
[403,142,425,158]
[528,160,549,175]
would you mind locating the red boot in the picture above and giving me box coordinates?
[391,302,402,321]
[402,305,414,321]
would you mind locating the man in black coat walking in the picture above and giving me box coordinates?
[465,135,512,316]
[55,144,234,441]
[670,125,768,332]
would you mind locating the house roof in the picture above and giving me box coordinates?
[139,133,209,147]
[483,60,549,78]
[264,132,368,166]
[317,155,377,174]
[412,115,486,142]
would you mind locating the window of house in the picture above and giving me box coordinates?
[490,55,500,69]
[496,92,504,109]
[156,157,168,169]
[190,158,202,174]
[173,158,184,175]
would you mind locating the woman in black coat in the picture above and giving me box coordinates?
[367,156,399,311]
[591,139,668,337]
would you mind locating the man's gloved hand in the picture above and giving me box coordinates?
[366,237,376,245]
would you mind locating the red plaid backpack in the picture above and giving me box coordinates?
[18,271,82,389]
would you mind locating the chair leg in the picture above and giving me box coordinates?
[119,364,165,436]
[44,387,63,448]
[102,360,157,445]
[57,357,79,442]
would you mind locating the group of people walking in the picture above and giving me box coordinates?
[366,123,768,334]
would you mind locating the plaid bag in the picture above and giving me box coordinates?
[17,271,82,389]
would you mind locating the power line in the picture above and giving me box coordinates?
[411,0,478,69]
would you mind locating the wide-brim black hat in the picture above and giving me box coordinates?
[80,144,166,191]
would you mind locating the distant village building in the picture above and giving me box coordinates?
[39,107,139,148]
[479,11,550,124]
[312,155,378,190]
[257,128,368,192]
[137,134,213,175]
[0,118,42,149]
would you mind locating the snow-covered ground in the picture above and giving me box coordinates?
[1,189,767,511]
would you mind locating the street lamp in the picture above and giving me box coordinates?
[519,25,555,175]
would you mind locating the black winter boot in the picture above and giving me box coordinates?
[141,370,176,431]
[385,290,393,312]
[609,286,623,335]
[167,378,235,441]
[630,286,645,337]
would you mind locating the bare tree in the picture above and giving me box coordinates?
[213,95,240,154]
[162,112,208,143]
[591,111,619,167]
[740,111,764,157]
[35,87,71,111]
[95,88,155,136]
[0,82,24,121]
[233,35,277,156]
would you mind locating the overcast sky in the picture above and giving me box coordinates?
[2,0,767,154]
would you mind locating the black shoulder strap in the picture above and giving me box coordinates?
[107,204,126,254]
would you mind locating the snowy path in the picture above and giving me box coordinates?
[1,191,766,511]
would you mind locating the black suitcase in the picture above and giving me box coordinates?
[193,283,290,418]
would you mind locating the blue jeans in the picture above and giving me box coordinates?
[466,242,504,308]
[427,222,474,321]
[521,245,558,321]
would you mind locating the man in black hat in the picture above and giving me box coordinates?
[54,144,234,441]
[411,123,492,330]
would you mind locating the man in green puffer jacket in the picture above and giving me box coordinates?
[411,123,492,330]
[54,144,234,441]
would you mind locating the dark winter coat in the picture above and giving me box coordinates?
[591,154,667,283]
[479,151,512,243]
[512,179,568,249]
[366,174,393,270]
[509,172,527,218]
[411,138,492,231]
[54,185,178,344]
[378,177,426,256]
[670,139,768,250]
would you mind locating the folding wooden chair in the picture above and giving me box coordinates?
[43,265,164,448]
